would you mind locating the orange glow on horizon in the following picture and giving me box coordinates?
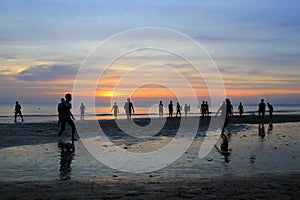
[226,89,300,97]
[95,87,299,99]
[131,87,177,99]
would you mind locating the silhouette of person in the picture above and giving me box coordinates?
[57,98,65,127]
[58,93,76,147]
[216,99,231,132]
[58,141,75,180]
[267,102,273,119]
[258,99,266,121]
[159,101,163,118]
[222,100,229,131]
[238,102,244,116]
[200,101,206,118]
[176,102,181,117]
[205,101,209,117]
[184,104,190,117]
[111,102,119,119]
[124,98,134,121]
[79,103,86,120]
[14,101,24,123]
[168,100,173,118]
[216,101,226,120]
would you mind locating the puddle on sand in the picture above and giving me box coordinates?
[0,123,299,181]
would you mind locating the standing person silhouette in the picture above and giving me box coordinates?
[205,101,209,116]
[176,102,181,117]
[124,98,134,121]
[14,101,24,123]
[168,100,173,118]
[267,102,273,119]
[200,101,206,118]
[216,99,231,132]
[258,99,266,121]
[57,98,65,127]
[184,104,189,117]
[111,102,119,119]
[238,102,244,116]
[158,101,163,118]
[79,103,86,120]
[58,93,76,147]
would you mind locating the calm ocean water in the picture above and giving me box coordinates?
[1,103,300,123]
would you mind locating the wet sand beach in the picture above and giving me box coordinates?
[0,115,300,199]
[1,172,299,200]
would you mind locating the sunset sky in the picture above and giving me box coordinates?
[0,0,299,105]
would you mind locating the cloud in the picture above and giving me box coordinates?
[0,69,12,75]
[15,64,78,82]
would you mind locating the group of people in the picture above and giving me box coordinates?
[258,99,274,121]
[13,94,275,151]
[168,101,192,117]
[200,101,210,117]
[167,101,183,118]
[111,98,135,120]
[105,98,274,133]
[57,93,76,149]
[14,97,274,126]
[215,98,274,132]
[159,101,192,118]
[222,100,273,121]
[111,99,192,119]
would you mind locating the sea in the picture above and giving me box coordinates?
[1,103,300,124]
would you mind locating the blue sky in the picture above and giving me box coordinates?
[0,0,299,104]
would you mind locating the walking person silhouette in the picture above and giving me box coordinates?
[124,98,134,121]
[168,100,173,118]
[111,102,119,119]
[14,101,24,123]
[58,93,76,148]
[57,98,65,127]
[216,99,232,132]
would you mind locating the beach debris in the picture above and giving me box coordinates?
[206,157,213,162]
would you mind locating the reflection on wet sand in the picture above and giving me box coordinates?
[258,123,266,139]
[58,142,75,180]
[215,132,231,163]
[0,121,299,182]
